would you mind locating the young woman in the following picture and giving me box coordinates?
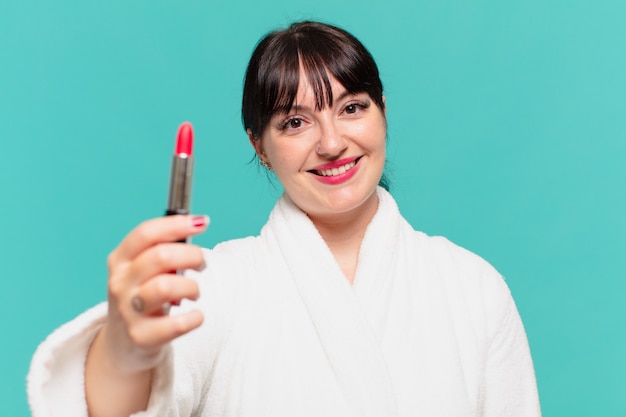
[29,21,541,417]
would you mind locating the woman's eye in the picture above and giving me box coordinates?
[279,117,304,131]
[344,100,369,115]
[288,118,302,129]
[345,104,358,114]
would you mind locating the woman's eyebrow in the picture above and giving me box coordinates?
[336,90,355,101]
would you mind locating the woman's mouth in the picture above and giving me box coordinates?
[307,157,363,185]
[309,157,362,177]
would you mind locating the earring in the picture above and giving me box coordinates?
[260,159,272,170]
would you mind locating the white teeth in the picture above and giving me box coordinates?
[317,160,356,176]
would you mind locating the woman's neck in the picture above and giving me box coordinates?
[307,192,379,284]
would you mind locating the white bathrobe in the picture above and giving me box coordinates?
[28,188,541,416]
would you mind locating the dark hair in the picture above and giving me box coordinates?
[241,21,390,190]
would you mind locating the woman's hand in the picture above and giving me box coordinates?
[85,214,208,417]
[104,214,208,371]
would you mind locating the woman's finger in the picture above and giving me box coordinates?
[107,243,204,306]
[109,215,209,267]
[124,242,205,285]
[126,310,204,350]
[131,274,200,316]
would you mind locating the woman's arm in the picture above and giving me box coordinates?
[483,295,542,416]
[85,326,153,417]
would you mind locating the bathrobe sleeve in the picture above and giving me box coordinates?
[475,264,542,416]
[27,302,179,417]
[483,284,542,416]
[28,303,108,417]
[417,234,541,416]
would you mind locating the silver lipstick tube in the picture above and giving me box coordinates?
[166,155,194,215]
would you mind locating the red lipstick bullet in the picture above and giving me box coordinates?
[166,122,194,216]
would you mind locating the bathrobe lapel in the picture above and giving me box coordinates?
[351,187,405,340]
[265,189,400,417]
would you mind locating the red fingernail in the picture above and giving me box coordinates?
[191,215,207,228]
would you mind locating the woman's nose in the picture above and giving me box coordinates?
[316,120,347,157]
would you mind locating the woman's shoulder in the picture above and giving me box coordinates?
[409,229,511,299]
[407,230,519,339]
[205,235,262,260]
[194,235,270,284]
[415,231,497,272]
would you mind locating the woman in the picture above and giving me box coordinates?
[28,21,541,417]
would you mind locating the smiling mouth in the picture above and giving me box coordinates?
[309,157,362,177]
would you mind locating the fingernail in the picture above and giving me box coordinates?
[191,215,208,228]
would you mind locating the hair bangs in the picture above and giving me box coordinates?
[254,40,301,134]
[297,31,383,111]
[298,38,334,111]
[266,41,336,119]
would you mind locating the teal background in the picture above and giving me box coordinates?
[1,0,624,415]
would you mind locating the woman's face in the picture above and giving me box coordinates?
[250,70,387,222]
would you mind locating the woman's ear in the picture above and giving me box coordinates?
[382,95,387,116]
[247,129,263,158]
[248,129,273,170]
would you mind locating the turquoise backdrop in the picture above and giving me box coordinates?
[1,1,625,415]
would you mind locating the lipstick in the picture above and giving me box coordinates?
[166,122,194,217]
[309,156,361,185]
